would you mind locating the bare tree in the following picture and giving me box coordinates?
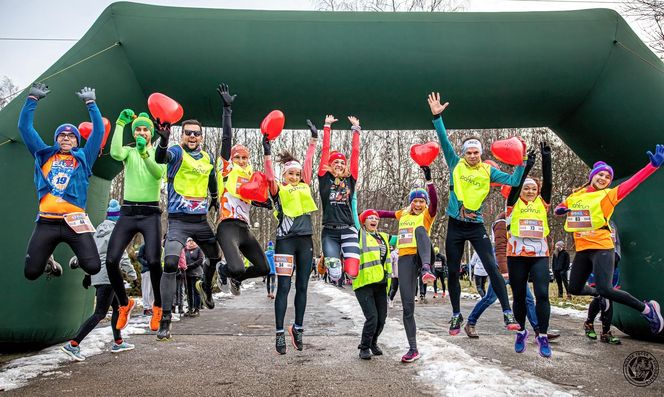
[314,0,467,11]
[623,0,664,57]
[0,76,19,110]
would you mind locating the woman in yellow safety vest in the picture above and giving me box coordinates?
[376,166,437,363]
[555,145,664,336]
[505,142,553,358]
[354,209,392,360]
[265,120,318,355]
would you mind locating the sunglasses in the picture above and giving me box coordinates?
[183,130,202,137]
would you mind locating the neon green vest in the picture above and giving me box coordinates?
[564,189,611,232]
[173,150,213,199]
[510,196,550,238]
[397,211,426,250]
[353,230,392,291]
[277,182,318,218]
[221,163,253,203]
[452,160,491,211]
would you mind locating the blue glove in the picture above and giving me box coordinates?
[647,144,664,167]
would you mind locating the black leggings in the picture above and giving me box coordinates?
[398,254,420,349]
[355,282,388,349]
[25,218,101,280]
[266,274,276,294]
[587,296,613,333]
[106,210,162,307]
[274,236,314,331]
[474,275,488,297]
[569,249,645,312]
[217,219,269,282]
[508,256,551,333]
[553,270,570,297]
[73,284,121,343]
[434,271,446,293]
[446,217,511,314]
[388,277,399,300]
[185,272,201,310]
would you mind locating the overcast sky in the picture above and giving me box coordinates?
[0,0,644,89]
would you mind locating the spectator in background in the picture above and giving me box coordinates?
[470,251,488,297]
[184,238,204,316]
[266,241,276,299]
[174,246,187,314]
[551,241,571,299]
[137,244,154,316]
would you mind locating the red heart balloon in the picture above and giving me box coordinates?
[148,93,184,124]
[101,117,111,148]
[237,172,269,202]
[500,184,512,199]
[409,142,440,167]
[78,117,111,148]
[491,137,525,166]
[260,110,285,140]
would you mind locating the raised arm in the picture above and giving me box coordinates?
[490,162,526,187]
[427,92,458,169]
[616,144,664,200]
[77,88,104,166]
[540,142,552,203]
[421,166,438,216]
[110,109,134,161]
[506,150,536,207]
[154,120,172,164]
[376,210,397,219]
[263,136,278,197]
[303,120,318,185]
[348,116,361,180]
[318,115,336,177]
[217,83,236,161]
[18,95,48,157]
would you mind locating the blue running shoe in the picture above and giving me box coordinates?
[60,342,85,361]
[536,335,552,358]
[111,341,135,353]
[514,330,529,353]
[643,300,664,334]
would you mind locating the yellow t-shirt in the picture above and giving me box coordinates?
[395,208,434,256]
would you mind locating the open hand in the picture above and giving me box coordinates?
[427,92,449,115]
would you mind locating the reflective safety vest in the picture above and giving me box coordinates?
[277,182,317,218]
[510,196,550,238]
[173,150,213,199]
[222,164,253,203]
[564,189,610,232]
[397,211,427,250]
[452,160,491,211]
[353,229,392,291]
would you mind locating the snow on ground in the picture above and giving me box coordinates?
[315,283,576,397]
[0,312,148,391]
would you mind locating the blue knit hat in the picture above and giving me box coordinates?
[408,188,429,204]
[107,199,121,221]
[53,124,81,145]
[267,240,274,251]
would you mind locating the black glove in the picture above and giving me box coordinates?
[306,119,318,139]
[217,83,236,108]
[76,87,96,103]
[262,134,271,156]
[209,197,219,214]
[421,165,432,181]
[540,141,551,156]
[28,82,50,100]
[526,149,537,168]
[82,274,91,289]
[252,199,273,210]
[155,118,171,142]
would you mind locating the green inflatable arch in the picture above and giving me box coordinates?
[1,2,663,347]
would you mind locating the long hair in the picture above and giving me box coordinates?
[278,150,305,183]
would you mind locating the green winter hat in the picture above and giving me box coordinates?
[132,112,154,137]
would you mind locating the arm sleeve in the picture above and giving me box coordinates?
[433,115,459,170]
[541,149,552,203]
[350,127,360,180]
[616,163,658,201]
[376,210,397,219]
[208,156,218,199]
[143,150,166,180]
[155,140,171,163]
[109,124,129,161]
[17,98,48,157]
[506,160,534,207]
[265,156,278,197]
[427,181,438,216]
[318,125,331,177]
[220,107,233,161]
[82,102,104,166]
[303,138,317,185]
[490,164,525,187]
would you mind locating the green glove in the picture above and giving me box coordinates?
[136,136,147,155]
[117,108,135,127]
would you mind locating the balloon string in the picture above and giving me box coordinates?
[614,40,664,75]
[0,41,121,103]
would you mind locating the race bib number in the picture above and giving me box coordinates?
[274,254,294,277]
[518,219,544,238]
[567,210,592,229]
[434,260,443,269]
[64,212,95,234]
[398,228,414,245]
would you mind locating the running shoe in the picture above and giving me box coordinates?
[68,257,79,269]
[536,335,552,358]
[600,331,621,345]
[514,330,529,353]
[503,311,520,331]
[401,348,421,363]
[464,323,479,339]
[45,259,63,278]
[276,332,286,355]
[116,299,136,330]
[643,300,664,334]
[584,321,597,340]
[433,293,438,299]
[191,309,200,317]
[156,313,172,341]
[359,348,372,360]
[449,314,464,336]
[288,325,304,351]
[111,341,135,353]
[370,344,383,356]
[61,342,85,361]
[150,306,162,332]
[195,280,215,309]
[229,279,242,296]
[422,271,436,286]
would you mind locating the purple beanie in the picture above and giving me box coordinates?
[588,161,614,182]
